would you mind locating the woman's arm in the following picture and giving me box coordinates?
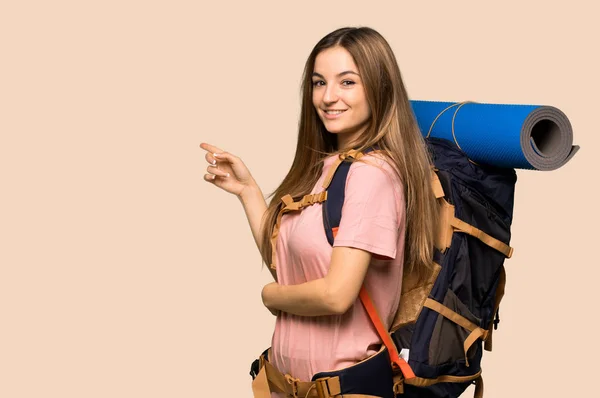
[238,183,277,281]
[262,155,403,316]
[262,246,371,316]
[238,183,267,253]
[199,144,277,281]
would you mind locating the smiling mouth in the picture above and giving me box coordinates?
[324,109,347,115]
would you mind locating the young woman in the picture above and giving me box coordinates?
[200,27,439,397]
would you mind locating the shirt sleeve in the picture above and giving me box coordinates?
[332,156,404,260]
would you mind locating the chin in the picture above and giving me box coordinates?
[322,123,348,135]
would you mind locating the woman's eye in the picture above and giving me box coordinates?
[312,80,354,87]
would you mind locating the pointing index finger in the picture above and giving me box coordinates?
[199,142,224,155]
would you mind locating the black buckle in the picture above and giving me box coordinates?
[249,358,260,380]
[493,308,500,330]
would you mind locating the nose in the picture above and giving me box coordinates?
[323,84,339,104]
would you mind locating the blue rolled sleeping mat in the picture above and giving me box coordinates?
[409,100,580,170]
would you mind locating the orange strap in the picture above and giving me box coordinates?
[359,287,416,380]
[332,211,415,380]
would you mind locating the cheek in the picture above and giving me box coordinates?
[349,93,369,116]
[358,95,370,117]
[347,91,364,107]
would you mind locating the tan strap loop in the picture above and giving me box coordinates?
[424,298,480,333]
[431,169,445,199]
[393,372,405,396]
[424,298,488,368]
[463,328,486,367]
[405,369,482,387]
[269,201,293,269]
[339,149,363,160]
[322,156,343,189]
[322,149,364,189]
[450,216,513,258]
[281,194,294,207]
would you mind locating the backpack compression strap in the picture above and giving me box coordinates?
[432,168,514,259]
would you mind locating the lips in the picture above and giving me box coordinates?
[322,109,347,119]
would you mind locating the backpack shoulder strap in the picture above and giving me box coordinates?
[322,146,378,244]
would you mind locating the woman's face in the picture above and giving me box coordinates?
[312,46,371,150]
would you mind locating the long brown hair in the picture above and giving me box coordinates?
[258,27,440,282]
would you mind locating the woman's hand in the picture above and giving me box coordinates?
[200,142,257,197]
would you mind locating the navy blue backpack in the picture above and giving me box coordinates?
[251,136,516,398]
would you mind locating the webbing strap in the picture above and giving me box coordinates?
[321,150,364,190]
[450,216,513,258]
[424,298,488,368]
[252,357,293,397]
[405,371,484,397]
[269,191,328,269]
[251,354,383,398]
[431,169,445,198]
[432,168,513,260]
[359,287,416,380]
[463,328,486,367]
[424,298,480,333]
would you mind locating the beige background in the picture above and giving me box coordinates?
[1,1,597,397]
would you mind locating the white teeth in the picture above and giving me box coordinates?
[325,110,346,114]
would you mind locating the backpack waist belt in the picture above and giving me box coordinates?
[251,346,402,398]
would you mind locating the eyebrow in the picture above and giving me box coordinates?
[312,70,360,79]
